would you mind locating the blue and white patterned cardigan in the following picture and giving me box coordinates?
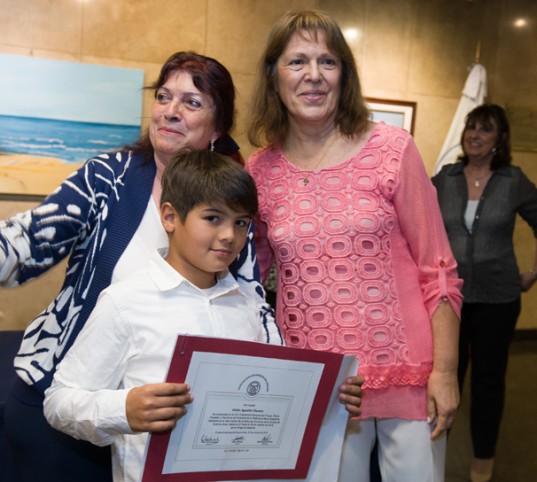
[0,150,281,397]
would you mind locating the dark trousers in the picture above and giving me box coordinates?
[458,299,520,459]
[4,383,113,482]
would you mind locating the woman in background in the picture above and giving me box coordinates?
[246,10,463,482]
[432,104,537,482]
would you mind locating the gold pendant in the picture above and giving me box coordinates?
[303,177,309,186]
[474,180,480,188]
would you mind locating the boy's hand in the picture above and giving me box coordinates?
[126,383,193,433]
[338,375,364,416]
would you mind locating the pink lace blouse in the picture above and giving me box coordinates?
[246,123,463,419]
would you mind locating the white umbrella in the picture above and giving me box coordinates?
[433,62,487,174]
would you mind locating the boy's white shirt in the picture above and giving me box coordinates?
[44,250,275,482]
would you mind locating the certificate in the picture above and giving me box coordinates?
[141,335,357,482]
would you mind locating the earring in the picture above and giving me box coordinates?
[491,147,497,155]
[210,138,216,152]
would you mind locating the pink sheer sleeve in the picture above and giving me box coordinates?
[393,135,463,319]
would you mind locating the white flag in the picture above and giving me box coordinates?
[434,63,487,174]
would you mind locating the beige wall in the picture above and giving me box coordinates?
[1,0,536,330]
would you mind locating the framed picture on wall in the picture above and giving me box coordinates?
[366,98,417,135]
[0,53,144,199]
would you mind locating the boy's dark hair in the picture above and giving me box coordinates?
[161,150,258,222]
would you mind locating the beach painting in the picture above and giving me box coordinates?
[0,53,144,197]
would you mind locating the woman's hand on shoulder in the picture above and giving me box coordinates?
[338,375,364,416]
[126,382,193,433]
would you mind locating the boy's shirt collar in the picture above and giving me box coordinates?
[149,249,239,296]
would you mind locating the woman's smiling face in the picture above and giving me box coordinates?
[276,29,342,129]
[463,117,500,164]
[149,70,218,166]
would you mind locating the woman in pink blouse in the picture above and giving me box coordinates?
[246,10,463,482]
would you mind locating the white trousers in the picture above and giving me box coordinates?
[338,418,447,482]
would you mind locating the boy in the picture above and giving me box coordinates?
[44,151,280,481]
[44,151,362,482]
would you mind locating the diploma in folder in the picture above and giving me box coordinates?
[142,335,357,482]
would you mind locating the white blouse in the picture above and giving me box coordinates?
[465,200,479,233]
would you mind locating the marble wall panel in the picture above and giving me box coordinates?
[82,1,207,62]
[206,0,318,76]
[30,0,83,54]
[319,0,367,59]
[355,0,415,94]
[494,0,537,108]
[407,0,501,98]
[0,0,34,47]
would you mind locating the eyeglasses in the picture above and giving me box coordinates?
[155,88,213,112]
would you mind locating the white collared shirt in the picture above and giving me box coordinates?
[45,251,272,482]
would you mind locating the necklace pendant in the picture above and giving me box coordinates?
[303,177,309,186]
[474,180,480,188]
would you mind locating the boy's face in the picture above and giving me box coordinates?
[160,202,252,289]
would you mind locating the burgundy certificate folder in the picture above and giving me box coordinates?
[141,335,348,482]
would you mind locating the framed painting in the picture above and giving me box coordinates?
[0,54,144,199]
[366,98,416,135]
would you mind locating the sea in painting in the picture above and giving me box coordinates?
[0,114,141,164]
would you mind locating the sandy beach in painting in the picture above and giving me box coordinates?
[0,154,83,196]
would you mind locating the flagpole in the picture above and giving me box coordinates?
[475,40,481,63]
